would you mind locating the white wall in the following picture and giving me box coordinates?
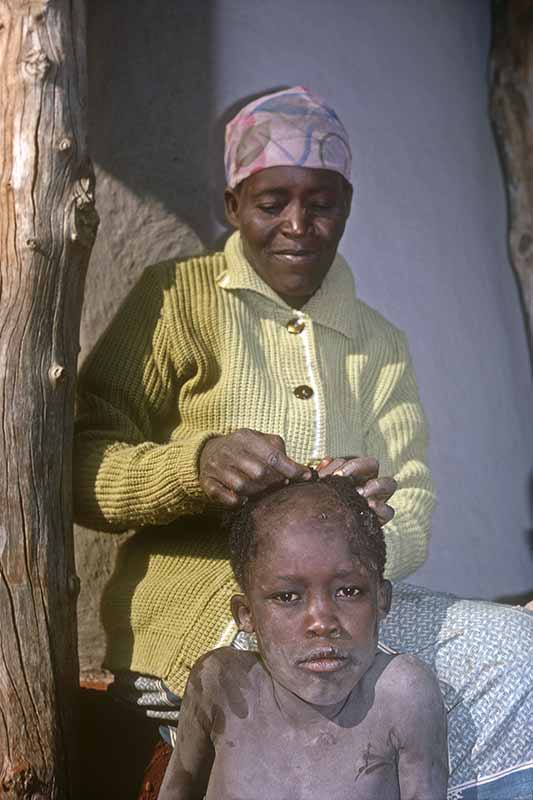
[208,0,533,598]
[84,0,533,605]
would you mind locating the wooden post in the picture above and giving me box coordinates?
[490,0,533,357]
[0,1,98,797]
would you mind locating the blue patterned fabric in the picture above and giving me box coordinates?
[447,765,533,800]
[380,582,533,799]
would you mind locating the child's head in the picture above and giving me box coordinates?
[228,475,391,707]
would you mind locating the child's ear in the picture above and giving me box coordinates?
[377,579,392,621]
[230,593,255,634]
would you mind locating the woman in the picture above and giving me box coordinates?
[74,87,532,799]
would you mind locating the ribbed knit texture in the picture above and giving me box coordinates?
[74,231,436,695]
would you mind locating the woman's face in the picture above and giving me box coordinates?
[225,166,352,309]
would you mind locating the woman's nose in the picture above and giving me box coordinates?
[281,204,308,237]
[305,597,340,638]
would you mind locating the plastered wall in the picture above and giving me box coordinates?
[78,0,532,672]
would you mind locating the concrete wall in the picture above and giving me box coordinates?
[78,0,532,671]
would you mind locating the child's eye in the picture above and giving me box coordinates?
[336,586,360,599]
[272,591,299,603]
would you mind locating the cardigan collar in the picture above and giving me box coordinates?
[217,231,357,340]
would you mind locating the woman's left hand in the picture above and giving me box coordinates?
[316,456,397,526]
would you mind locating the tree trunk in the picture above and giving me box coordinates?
[0,1,98,797]
[490,0,533,357]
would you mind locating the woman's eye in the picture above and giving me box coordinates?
[258,204,282,214]
[273,591,299,603]
[336,586,360,599]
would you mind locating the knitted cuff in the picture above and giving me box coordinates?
[163,431,221,508]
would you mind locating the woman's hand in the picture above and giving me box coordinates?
[316,456,397,526]
[199,429,311,507]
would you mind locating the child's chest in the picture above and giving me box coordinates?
[206,706,400,800]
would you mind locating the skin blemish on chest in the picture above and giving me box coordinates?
[317,730,337,746]
[354,743,396,782]
[354,729,399,783]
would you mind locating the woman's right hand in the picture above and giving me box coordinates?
[199,429,311,508]
[316,455,397,526]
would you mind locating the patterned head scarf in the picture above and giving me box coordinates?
[225,86,352,189]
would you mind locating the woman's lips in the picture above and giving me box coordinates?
[271,250,318,264]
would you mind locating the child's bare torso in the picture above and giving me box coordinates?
[163,647,447,800]
[204,652,400,799]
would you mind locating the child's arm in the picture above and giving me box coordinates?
[158,662,216,800]
[389,655,448,800]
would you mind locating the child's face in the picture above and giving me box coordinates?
[232,485,391,707]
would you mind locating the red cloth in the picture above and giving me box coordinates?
[137,741,173,800]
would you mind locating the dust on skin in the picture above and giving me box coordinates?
[335,651,391,729]
[164,735,194,789]
[208,647,255,720]
[211,704,226,736]
[187,647,256,746]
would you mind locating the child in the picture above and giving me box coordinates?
[158,476,448,799]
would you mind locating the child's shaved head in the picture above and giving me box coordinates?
[227,475,387,589]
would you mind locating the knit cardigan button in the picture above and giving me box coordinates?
[287,317,305,334]
[294,384,314,399]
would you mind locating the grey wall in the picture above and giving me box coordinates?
[80,0,532,663]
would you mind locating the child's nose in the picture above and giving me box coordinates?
[304,597,340,638]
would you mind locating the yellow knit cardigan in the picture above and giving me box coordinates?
[74,232,436,694]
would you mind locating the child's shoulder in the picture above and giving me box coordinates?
[187,647,263,701]
[375,652,443,710]
[193,645,261,670]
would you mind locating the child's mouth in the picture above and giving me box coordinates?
[298,648,348,673]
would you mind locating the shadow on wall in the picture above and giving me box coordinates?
[77,1,216,677]
[88,0,215,246]
[82,1,216,362]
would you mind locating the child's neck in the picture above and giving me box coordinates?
[270,675,355,727]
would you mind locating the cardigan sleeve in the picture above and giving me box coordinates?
[73,266,215,532]
[361,329,436,580]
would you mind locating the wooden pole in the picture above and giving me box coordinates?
[490,0,533,359]
[0,1,98,797]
